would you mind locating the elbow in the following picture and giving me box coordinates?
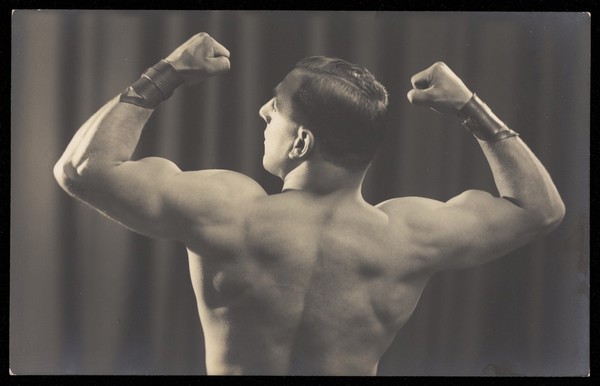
[548,200,566,229]
[534,199,566,234]
[53,159,75,194]
[53,158,90,195]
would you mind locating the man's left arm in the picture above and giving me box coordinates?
[53,33,262,241]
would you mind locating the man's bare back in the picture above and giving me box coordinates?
[186,189,430,375]
[54,33,564,375]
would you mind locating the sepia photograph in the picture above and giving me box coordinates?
[10,10,589,376]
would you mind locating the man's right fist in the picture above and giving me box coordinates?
[165,33,231,85]
[407,62,473,115]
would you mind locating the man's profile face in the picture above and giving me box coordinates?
[259,69,304,179]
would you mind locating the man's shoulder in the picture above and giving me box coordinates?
[167,169,267,231]
[176,170,269,246]
[376,196,445,215]
[179,169,267,201]
[374,196,450,238]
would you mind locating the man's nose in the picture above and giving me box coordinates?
[259,102,269,120]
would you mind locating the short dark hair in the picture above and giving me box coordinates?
[290,56,388,169]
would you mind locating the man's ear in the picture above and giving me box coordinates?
[289,127,314,160]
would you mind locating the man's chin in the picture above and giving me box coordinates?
[262,159,277,177]
[262,160,286,180]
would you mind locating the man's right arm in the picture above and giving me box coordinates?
[378,62,565,272]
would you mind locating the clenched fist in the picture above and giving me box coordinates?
[407,62,473,115]
[165,33,231,85]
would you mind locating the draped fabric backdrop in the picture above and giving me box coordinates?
[11,11,589,376]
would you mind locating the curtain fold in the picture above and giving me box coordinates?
[11,10,589,376]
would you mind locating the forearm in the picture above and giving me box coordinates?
[54,97,154,186]
[55,33,231,191]
[453,87,564,228]
[471,110,565,228]
[54,55,187,188]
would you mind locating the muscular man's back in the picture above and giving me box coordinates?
[186,190,431,375]
[53,32,565,377]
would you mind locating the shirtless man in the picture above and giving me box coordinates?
[53,33,565,375]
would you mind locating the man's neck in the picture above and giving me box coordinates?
[281,160,367,199]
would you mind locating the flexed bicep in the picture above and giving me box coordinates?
[64,157,185,239]
[379,190,558,273]
[424,190,551,271]
[66,157,266,242]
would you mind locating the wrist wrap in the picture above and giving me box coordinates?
[119,60,184,109]
[458,93,519,142]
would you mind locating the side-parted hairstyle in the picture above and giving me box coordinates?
[291,56,389,169]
